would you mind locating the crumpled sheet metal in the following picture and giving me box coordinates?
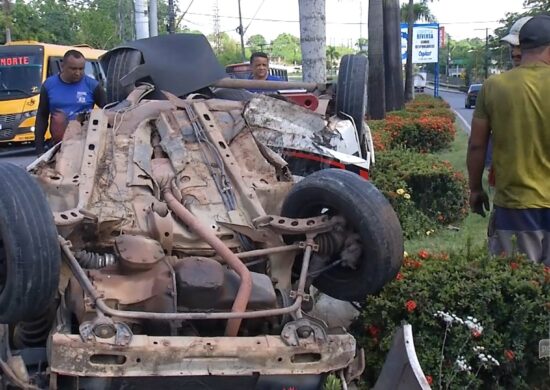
[244,94,361,157]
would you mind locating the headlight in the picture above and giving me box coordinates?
[22,110,37,118]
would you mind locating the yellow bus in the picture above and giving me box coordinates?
[0,41,106,143]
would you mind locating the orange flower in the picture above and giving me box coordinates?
[510,262,519,270]
[504,350,515,361]
[425,375,433,386]
[405,300,417,312]
[418,249,430,260]
[396,272,404,281]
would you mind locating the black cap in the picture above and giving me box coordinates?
[519,15,550,49]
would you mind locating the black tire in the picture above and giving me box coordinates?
[0,163,60,323]
[336,54,368,151]
[281,169,403,301]
[105,48,143,103]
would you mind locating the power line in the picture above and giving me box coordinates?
[185,12,500,26]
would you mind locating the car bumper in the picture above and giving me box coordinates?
[49,333,357,377]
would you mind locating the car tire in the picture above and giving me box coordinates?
[336,54,368,156]
[0,163,60,323]
[105,48,143,103]
[281,169,403,301]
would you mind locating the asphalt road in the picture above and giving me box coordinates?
[426,86,473,134]
[0,143,36,168]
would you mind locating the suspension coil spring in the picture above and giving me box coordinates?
[315,231,344,257]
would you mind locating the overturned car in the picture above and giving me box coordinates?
[0,34,405,389]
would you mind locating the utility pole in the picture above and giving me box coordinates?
[237,0,246,62]
[149,0,158,36]
[3,0,12,43]
[168,0,175,34]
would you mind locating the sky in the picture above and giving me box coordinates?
[179,0,528,47]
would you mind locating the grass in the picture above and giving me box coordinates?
[404,121,491,254]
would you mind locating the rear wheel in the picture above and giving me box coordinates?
[336,55,368,156]
[0,163,60,323]
[105,48,143,103]
[282,169,403,301]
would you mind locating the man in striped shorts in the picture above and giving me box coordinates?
[467,15,550,265]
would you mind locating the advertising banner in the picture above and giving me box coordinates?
[401,23,440,64]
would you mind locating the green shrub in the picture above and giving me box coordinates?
[367,102,456,154]
[352,248,550,389]
[390,116,456,153]
[406,94,451,110]
[376,183,434,240]
[371,149,468,226]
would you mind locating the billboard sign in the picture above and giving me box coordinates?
[401,23,440,64]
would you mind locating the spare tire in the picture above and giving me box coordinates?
[0,163,60,323]
[281,169,403,301]
[105,48,143,103]
[336,54,368,156]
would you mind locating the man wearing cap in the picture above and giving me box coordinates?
[467,15,550,265]
[484,17,532,186]
[501,16,532,66]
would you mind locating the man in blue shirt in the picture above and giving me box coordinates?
[35,50,106,155]
[246,52,282,93]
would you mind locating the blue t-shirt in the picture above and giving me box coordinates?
[43,74,99,120]
[247,74,283,93]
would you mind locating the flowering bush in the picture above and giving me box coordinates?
[382,184,434,239]
[352,248,550,389]
[367,95,456,153]
[406,94,451,110]
[371,148,469,226]
[391,116,455,153]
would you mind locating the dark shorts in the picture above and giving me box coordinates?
[488,206,550,265]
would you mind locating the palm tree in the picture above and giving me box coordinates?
[400,2,435,23]
[298,0,326,82]
[383,0,405,111]
[368,0,385,119]
[326,45,340,72]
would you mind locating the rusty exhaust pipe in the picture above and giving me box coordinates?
[162,189,252,336]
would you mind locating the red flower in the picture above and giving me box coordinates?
[504,350,515,361]
[418,249,430,260]
[366,325,380,338]
[405,300,417,313]
[396,272,404,281]
[425,375,433,386]
[471,330,481,339]
[510,262,519,270]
